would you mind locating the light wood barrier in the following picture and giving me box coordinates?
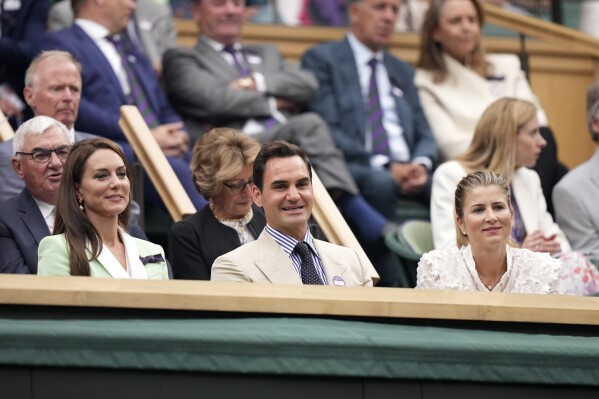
[175,6,599,169]
[119,105,195,222]
[0,109,15,143]
[0,275,598,325]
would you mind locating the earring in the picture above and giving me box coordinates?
[78,199,84,211]
[462,231,467,236]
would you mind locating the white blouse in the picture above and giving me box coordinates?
[416,244,561,294]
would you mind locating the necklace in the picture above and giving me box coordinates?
[476,261,507,292]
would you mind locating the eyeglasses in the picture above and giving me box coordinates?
[16,145,71,164]
[223,179,254,193]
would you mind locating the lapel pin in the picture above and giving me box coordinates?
[332,276,346,286]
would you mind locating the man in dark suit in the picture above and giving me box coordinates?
[36,0,206,209]
[0,116,73,274]
[302,0,438,220]
[162,1,404,283]
[0,0,49,121]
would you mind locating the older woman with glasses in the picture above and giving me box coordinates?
[168,128,266,280]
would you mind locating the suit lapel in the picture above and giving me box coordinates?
[253,232,302,285]
[194,39,239,82]
[338,38,366,140]
[17,190,51,246]
[72,25,128,104]
[314,240,352,286]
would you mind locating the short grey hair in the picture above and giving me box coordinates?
[13,116,71,155]
[25,50,82,89]
[586,81,599,142]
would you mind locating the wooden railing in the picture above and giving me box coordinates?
[175,4,599,169]
[0,109,15,143]
[1,274,598,326]
[119,105,195,222]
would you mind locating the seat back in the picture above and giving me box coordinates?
[384,219,433,287]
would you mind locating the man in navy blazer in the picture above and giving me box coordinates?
[36,0,206,209]
[302,0,437,219]
[0,0,49,120]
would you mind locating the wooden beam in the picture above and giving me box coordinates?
[0,108,15,143]
[311,169,379,284]
[119,105,195,221]
[1,274,598,326]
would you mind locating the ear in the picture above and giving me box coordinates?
[12,158,24,180]
[23,86,35,109]
[348,1,360,25]
[456,215,466,236]
[74,184,82,201]
[252,185,262,208]
[591,119,599,139]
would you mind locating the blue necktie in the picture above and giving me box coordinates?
[295,241,324,285]
[108,34,159,128]
[366,58,390,156]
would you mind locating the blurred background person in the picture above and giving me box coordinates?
[415,0,566,215]
[168,128,266,280]
[553,81,599,265]
[38,138,168,279]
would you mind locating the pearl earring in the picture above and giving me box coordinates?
[79,199,84,211]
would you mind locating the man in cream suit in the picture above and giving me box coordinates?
[212,141,373,287]
[553,81,599,262]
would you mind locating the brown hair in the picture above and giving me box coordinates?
[417,0,490,83]
[191,128,261,199]
[253,140,312,191]
[459,97,537,183]
[54,138,131,276]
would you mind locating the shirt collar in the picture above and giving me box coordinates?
[347,32,384,66]
[201,35,241,53]
[265,224,319,258]
[75,19,111,41]
[32,197,54,220]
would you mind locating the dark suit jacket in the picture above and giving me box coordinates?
[0,0,49,113]
[168,204,266,280]
[0,189,50,274]
[534,126,568,217]
[302,37,437,166]
[37,24,181,141]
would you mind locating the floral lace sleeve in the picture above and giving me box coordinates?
[416,248,469,290]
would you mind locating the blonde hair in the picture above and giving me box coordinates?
[459,97,537,183]
[417,0,490,83]
[191,128,261,199]
[454,171,516,248]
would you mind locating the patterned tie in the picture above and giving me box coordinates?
[365,58,390,156]
[107,34,159,128]
[222,45,251,77]
[223,45,278,130]
[295,241,324,285]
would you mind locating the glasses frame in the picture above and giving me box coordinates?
[223,179,254,194]
[15,145,72,164]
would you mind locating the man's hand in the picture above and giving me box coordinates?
[229,76,257,91]
[390,162,427,196]
[151,122,189,158]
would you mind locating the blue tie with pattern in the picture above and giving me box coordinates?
[365,58,390,156]
[108,34,159,128]
[295,241,324,285]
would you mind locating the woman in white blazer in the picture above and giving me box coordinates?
[414,0,547,161]
[431,98,571,255]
